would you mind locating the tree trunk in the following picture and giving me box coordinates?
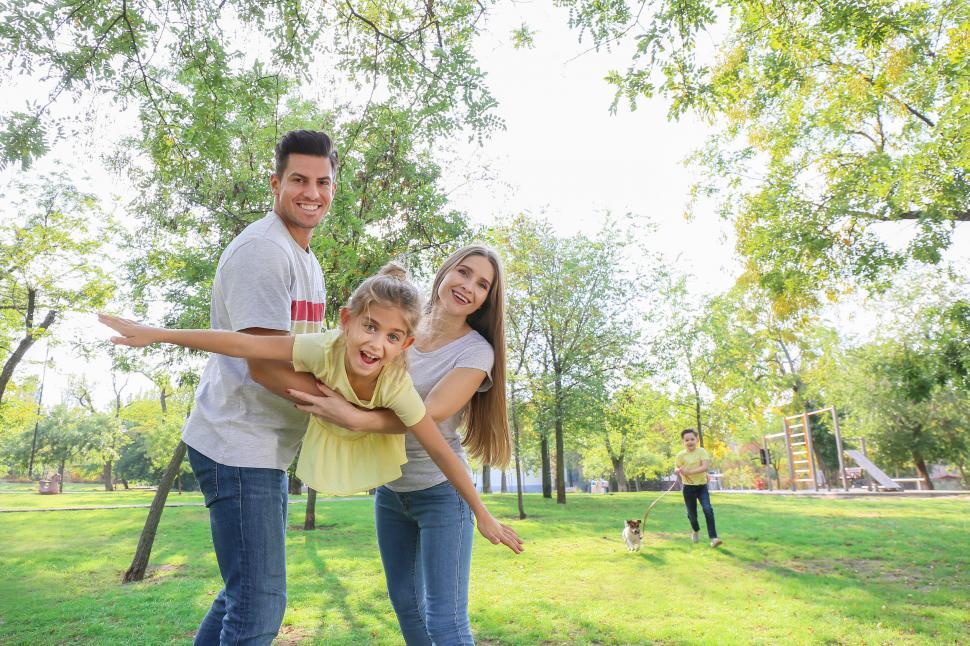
[500,469,508,493]
[122,478,129,490]
[288,472,303,495]
[554,373,566,504]
[58,459,66,493]
[304,488,317,530]
[912,450,934,490]
[540,434,552,499]
[103,460,114,492]
[694,389,704,448]
[123,440,187,583]
[511,400,527,519]
[482,464,491,493]
[0,292,56,404]
[611,456,628,492]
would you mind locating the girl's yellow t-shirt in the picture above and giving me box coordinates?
[291,330,426,495]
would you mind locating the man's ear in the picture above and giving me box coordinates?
[270,173,282,198]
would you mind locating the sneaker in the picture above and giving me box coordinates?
[710,538,723,548]
[691,531,700,544]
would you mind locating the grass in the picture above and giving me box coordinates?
[1,492,968,645]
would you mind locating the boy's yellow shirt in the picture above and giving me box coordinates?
[675,447,711,486]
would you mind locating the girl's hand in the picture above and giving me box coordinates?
[674,467,683,476]
[475,510,524,554]
[286,382,361,428]
[98,314,160,348]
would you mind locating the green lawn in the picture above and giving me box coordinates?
[1,493,968,645]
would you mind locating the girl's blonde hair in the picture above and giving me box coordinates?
[427,245,511,467]
[346,262,423,342]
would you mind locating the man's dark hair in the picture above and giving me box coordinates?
[274,130,339,178]
[681,428,698,439]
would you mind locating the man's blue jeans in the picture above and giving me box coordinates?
[375,482,476,645]
[682,483,718,539]
[187,446,288,646]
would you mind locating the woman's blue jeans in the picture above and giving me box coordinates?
[187,446,289,646]
[375,482,476,645]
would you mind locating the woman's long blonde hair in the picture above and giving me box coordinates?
[427,245,510,467]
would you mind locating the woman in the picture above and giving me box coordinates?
[262,244,514,645]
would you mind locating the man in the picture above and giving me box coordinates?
[182,130,337,644]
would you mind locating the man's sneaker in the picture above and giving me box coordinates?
[691,531,700,544]
[710,538,723,548]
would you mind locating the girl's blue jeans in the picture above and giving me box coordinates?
[187,446,288,646]
[375,482,476,645]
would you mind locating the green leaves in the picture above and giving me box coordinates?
[564,0,970,308]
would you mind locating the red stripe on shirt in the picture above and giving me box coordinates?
[291,300,325,322]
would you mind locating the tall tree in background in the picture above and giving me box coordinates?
[561,0,969,309]
[0,175,114,403]
[496,215,642,504]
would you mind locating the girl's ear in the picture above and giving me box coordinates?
[339,306,351,330]
[401,335,415,351]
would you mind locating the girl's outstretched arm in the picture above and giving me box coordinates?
[98,314,295,361]
[407,413,524,554]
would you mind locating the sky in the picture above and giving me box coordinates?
[2,1,967,410]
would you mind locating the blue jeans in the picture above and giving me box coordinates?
[682,483,718,539]
[375,482,476,645]
[187,446,289,646]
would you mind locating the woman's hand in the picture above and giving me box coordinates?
[286,382,362,428]
[475,510,524,554]
[98,314,161,348]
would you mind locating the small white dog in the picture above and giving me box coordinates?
[622,519,642,551]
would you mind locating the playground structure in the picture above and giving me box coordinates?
[761,407,903,492]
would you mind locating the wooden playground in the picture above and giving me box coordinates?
[759,407,962,496]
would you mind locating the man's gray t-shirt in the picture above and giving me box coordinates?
[181,212,325,470]
[386,330,494,492]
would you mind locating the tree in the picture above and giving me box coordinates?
[1,0,501,170]
[122,375,195,583]
[0,175,114,403]
[561,0,969,307]
[496,215,643,504]
[837,293,970,488]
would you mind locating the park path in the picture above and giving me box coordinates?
[0,497,361,513]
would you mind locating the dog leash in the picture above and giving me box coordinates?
[641,478,679,527]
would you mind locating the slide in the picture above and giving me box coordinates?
[845,450,903,491]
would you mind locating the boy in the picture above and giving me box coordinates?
[675,429,723,548]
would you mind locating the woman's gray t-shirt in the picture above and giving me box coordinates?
[385,330,494,492]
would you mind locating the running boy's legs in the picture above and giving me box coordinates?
[682,484,702,534]
[696,483,718,539]
[190,447,289,646]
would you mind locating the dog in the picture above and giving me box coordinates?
[622,519,642,551]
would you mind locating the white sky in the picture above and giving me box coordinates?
[2,1,967,410]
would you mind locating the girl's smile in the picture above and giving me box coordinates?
[340,304,415,385]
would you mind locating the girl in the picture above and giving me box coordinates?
[269,245,511,645]
[98,263,521,553]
